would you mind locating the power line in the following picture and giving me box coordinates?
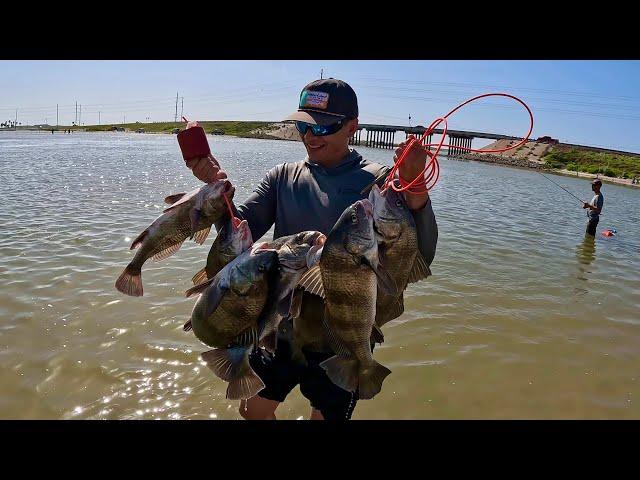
[359,83,640,112]
[354,75,640,103]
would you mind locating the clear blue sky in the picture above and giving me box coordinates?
[1,60,639,151]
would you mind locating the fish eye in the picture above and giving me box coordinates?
[395,200,403,207]
[258,264,266,272]
[351,212,358,223]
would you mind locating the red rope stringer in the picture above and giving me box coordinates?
[384,93,534,195]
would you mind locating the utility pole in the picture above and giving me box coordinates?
[98,111,101,125]
[320,68,323,79]
[180,97,184,121]
[75,101,77,125]
[174,92,178,123]
[15,109,17,130]
[56,104,59,127]
[79,104,82,125]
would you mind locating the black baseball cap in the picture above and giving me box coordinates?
[284,78,358,125]
[592,178,602,185]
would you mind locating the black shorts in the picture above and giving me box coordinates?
[249,340,371,420]
[586,218,599,236]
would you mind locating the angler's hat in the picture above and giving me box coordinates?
[284,78,358,125]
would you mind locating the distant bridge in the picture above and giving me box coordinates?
[350,123,524,155]
[349,123,640,158]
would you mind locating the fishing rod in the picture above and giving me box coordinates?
[536,170,584,203]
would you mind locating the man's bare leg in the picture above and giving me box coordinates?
[239,396,279,420]
[310,407,324,420]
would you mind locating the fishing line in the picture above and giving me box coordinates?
[536,170,584,203]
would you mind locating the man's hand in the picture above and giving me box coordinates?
[582,202,590,209]
[186,154,228,184]
[393,135,429,210]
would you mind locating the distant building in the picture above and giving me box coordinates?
[536,136,559,144]
[211,129,225,135]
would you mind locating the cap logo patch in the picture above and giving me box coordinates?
[300,90,329,110]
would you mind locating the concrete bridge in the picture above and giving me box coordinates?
[349,123,524,155]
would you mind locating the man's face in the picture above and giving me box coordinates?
[592,183,601,193]
[299,118,359,165]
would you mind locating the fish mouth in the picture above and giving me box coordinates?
[349,234,375,245]
[222,180,234,196]
[375,216,397,223]
[357,199,374,217]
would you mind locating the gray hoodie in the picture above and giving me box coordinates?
[232,149,438,266]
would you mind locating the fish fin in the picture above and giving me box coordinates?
[151,240,184,262]
[297,265,325,298]
[289,289,304,319]
[377,295,405,327]
[235,327,259,348]
[191,267,208,285]
[201,346,246,382]
[162,187,200,212]
[192,226,211,245]
[277,292,294,317]
[407,254,432,284]
[189,209,202,239]
[115,264,143,297]
[390,295,405,320]
[358,361,392,400]
[130,230,148,250]
[201,346,265,400]
[226,369,265,400]
[163,192,187,205]
[184,277,216,298]
[183,319,192,332]
[259,330,277,354]
[371,324,385,344]
[320,355,359,393]
[363,257,399,297]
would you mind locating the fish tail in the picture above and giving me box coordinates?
[201,346,265,400]
[115,264,143,297]
[357,360,392,400]
[320,355,359,393]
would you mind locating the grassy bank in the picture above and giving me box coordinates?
[542,146,640,179]
[71,121,275,137]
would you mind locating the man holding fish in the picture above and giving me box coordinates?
[185,78,438,420]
